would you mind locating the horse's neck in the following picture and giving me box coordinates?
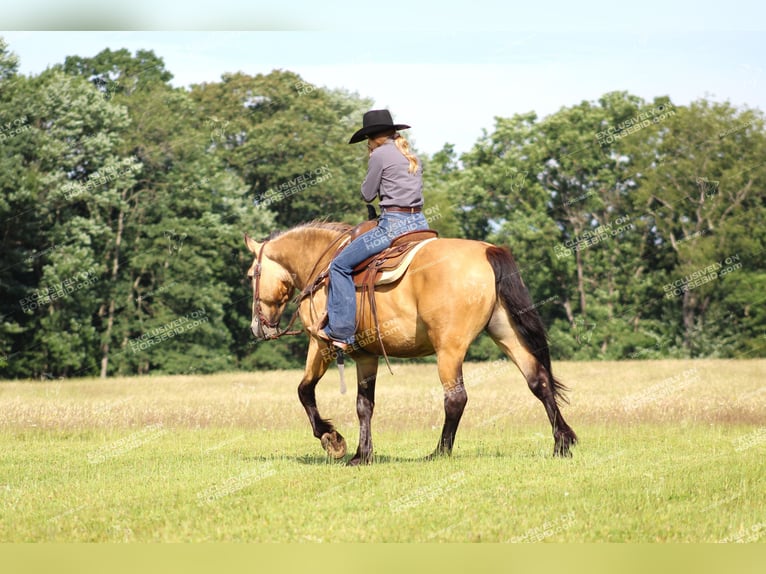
[268,228,343,289]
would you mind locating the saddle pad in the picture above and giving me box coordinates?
[373,238,438,286]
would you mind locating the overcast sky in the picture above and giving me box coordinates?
[3,15,765,156]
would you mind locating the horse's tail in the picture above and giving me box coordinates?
[484,245,569,405]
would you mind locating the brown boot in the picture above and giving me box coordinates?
[315,329,350,352]
[307,312,328,335]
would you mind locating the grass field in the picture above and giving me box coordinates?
[0,359,764,542]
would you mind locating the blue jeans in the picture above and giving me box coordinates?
[325,211,430,344]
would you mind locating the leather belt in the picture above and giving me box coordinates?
[381,206,422,213]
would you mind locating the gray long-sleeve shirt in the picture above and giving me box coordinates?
[360,139,424,208]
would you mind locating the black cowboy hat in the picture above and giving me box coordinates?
[348,109,411,144]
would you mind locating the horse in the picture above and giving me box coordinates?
[244,221,577,465]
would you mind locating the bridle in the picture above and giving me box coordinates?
[251,241,301,339]
[250,230,355,340]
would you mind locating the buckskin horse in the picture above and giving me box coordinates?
[244,222,576,465]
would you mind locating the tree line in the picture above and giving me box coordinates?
[1,38,764,379]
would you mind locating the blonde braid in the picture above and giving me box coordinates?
[393,133,419,174]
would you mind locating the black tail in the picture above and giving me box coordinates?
[485,245,569,405]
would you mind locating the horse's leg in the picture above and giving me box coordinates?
[487,306,577,457]
[348,356,378,466]
[297,339,347,459]
[524,360,576,457]
[429,349,468,458]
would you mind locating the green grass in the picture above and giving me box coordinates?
[1,360,764,542]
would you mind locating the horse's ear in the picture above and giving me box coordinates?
[244,233,261,254]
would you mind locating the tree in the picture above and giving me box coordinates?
[2,34,764,378]
[61,48,274,376]
[451,97,648,358]
[420,143,464,238]
[1,67,134,377]
[0,36,25,374]
[190,72,373,228]
[634,100,766,356]
[449,92,766,360]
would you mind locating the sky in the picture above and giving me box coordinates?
[3,4,766,156]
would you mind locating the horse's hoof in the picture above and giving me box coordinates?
[321,431,347,459]
[347,451,373,466]
[424,449,449,461]
[554,430,577,458]
[553,446,573,458]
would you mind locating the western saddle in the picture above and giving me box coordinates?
[329,220,438,370]
[349,221,439,287]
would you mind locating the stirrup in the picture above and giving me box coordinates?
[316,329,350,353]
[315,329,349,395]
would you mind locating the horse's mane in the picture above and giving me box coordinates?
[267,220,352,240]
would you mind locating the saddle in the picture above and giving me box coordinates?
[352,229,439,287]
[302,220,438,372]
[348,222,439,371]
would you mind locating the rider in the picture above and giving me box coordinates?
[315,109,429,351]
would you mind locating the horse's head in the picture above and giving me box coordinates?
[244,234,295,340]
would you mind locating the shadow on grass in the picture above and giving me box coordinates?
[240,452,437,466]
[240,446,560,466]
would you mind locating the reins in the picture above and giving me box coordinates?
[252,231,352,340]
[252,227,395,378]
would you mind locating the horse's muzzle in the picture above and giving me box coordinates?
[250,319,270,340]
[251,320,278,341]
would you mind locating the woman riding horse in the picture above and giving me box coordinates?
[244,113,577,464]
[312,109,430,352]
